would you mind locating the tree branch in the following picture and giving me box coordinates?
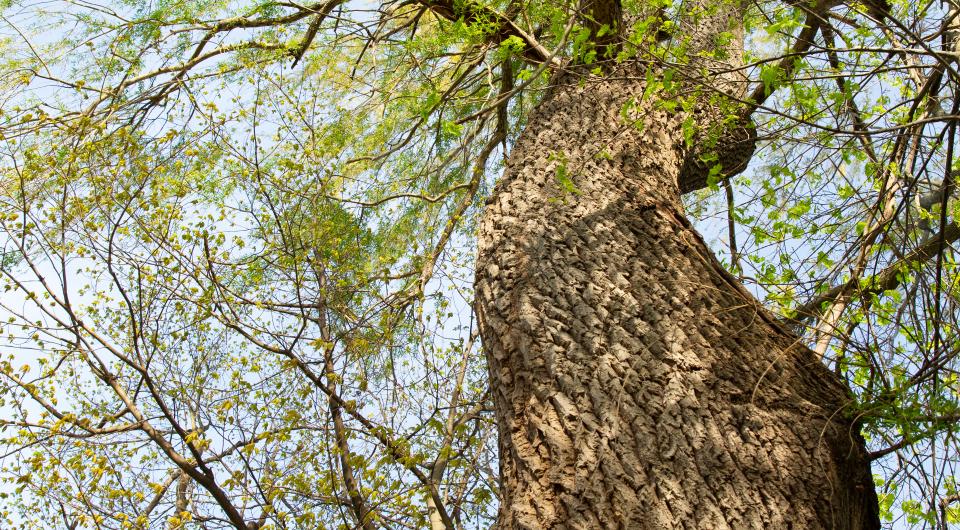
[791,221,960,325]
[419,0,560,66]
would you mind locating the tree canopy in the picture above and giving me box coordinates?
[0,0,959,527]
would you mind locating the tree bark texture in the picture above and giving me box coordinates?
[474,68,881,529]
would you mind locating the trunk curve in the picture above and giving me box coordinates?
[475,69,880,529]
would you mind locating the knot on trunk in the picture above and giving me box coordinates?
[677,118,756,194]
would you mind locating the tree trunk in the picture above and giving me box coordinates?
[475,66,881,528]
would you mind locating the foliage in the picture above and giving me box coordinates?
[0,0,958,528]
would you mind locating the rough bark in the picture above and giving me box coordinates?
[475,65,880,528]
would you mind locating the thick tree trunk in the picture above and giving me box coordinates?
[475,68,881,528]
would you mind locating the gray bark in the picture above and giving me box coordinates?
[475,65,880,528]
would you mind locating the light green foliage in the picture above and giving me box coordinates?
[0,0,534,527]
[0,0,958,527]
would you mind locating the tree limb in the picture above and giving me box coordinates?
[790,221,960,325]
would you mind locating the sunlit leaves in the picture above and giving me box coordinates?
[0,1,507,527]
